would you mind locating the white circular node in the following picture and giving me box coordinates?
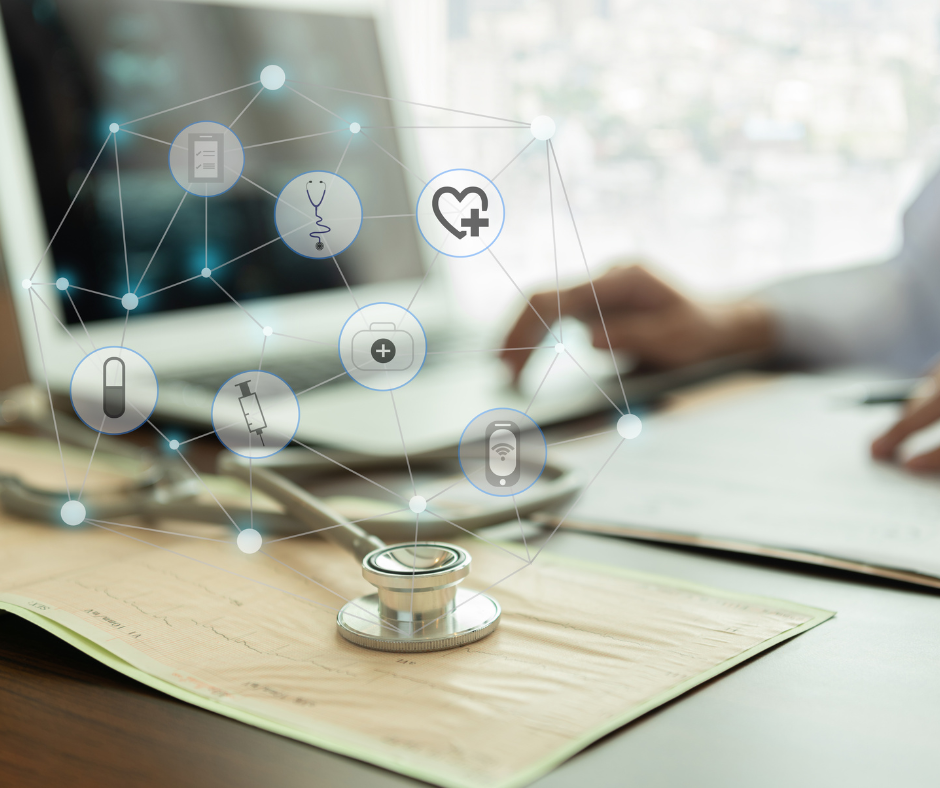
[260,65,285,90]
[349,122,361,134]
[416,169,505,258]
[70,347,158,435]
[237,528,263,554]
[168,439,180,451]
[21,279,31,290]
[338,303,428,392]
[409,495,427,514]
[56,277,69,291]
[201,267,212,278]
[169,121,245,198]
[459,408,548,497]
[617,413,643,439]
[109,122,120,134]
[275,170,363,259]
[555,343,565,354]
[122,293,139,310]
[531,115,556,140]
[212,371,299,459]
[60,500,86,526]
[263,325,273,337]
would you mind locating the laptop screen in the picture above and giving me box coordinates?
[0,0,423,325]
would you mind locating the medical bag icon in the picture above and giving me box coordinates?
[352,323,414,371]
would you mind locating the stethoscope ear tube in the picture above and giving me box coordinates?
[236,446,583,530]
[217,453,385,560]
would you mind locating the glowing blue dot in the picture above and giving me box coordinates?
[61,500,86,526]
[409,495,427,514]
[56,277,69,291]
[260,65,285,90]
[201,268,212,278]
[168,439,180,451]
[555,343,565,354]
[237,528,263,554]
[21,279,31,289]
[109,122,120,133]
[122,293,138,310]
[263,326,273,336]
[617,413,642,439]
[349,122,361,134]
[531,115,556,140]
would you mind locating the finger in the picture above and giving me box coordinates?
[905,445,940,472]
[591,313,661,353]
[902,376,938,415]
[585,312,691,370]
[871,394,940,459]
[500,279,612,379]
[500,265,674,380]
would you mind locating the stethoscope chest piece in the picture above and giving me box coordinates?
[336,542,501,652]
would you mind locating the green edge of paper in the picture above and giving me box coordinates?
[0,551,835,788]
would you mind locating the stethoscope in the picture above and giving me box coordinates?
[305,179,331,251]
[0,388,581,652]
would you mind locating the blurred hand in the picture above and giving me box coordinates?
[500,263,775,383]
[871,364,940,471]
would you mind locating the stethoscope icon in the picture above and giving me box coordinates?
[305,179,331,251]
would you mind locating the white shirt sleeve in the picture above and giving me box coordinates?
[759,167,940,374]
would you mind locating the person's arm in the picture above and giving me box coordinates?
[499,263,776,383]
[759,166,940,374]
[504,167,940,378]
[757,255,940,374]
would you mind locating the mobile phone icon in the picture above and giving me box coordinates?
[189,133,225,183]
[485,420,521,488]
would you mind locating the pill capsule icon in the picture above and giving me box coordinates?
[102,356,126,419]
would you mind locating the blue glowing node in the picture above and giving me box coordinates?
[60,500,86,526]
[56,277,69,291]
[168,439,180,451]
[201,268,212,278]
[109,122,120,134]
[21,279,31,290]
[260,65,285,90]
[617,413,642,439]
[530,115,555,140]
[409,495,427,514]
[237,528,263,554]
[349,122,361,134]
[122,293,139,310]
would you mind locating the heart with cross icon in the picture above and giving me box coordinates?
[417,169,504,258]
[431,186,490,239]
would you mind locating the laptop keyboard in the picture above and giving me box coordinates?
[171,338,462,395]
[176,355,345,393]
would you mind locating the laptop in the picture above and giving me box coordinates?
[0,0,730,456]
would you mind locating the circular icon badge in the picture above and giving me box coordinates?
[211,371,299,459]
[275,171,363,258]
[169,121,245,197]
[338,303,427,391]
[458,408,547,497]
[70,347,158,435]
[416,169,505,257]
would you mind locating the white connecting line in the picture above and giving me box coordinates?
[23,75,632,638]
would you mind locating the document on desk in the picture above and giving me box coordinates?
[556,374,940,587]
[0,435,832,788]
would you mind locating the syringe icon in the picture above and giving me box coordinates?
[235,380,267,446]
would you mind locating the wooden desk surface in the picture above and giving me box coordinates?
[2,529,938,788]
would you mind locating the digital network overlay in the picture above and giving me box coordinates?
[22,64,643,647]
